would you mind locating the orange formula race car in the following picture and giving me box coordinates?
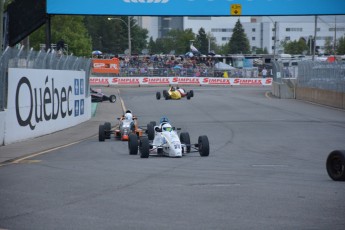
[98,110,143,141]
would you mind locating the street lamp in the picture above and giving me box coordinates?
[108,17,132,56]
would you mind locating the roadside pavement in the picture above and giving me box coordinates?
[0,100,124,165]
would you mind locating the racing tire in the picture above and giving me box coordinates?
[156,92,161,100]
[189,90,194,97]
[163,90,169,100]
[150,121,157,127]
[98,124,105,142]
[198,135,209,157]
[128,133,138,155]
[187,93,191,100]
[139,137,150,158]
[109,95,117,103]
[147,123,155,141]
[326,150,345,181]
[104,122,111,139]
[180,132,191,153]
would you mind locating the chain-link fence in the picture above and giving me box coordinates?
[297,61,345,93]
[0,46,92,111]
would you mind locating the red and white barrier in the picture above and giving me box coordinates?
[90,77,272,86]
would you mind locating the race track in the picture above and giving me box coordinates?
[1,86,344,230]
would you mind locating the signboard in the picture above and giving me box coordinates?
[6,68,91,144]
[47,0,345,16]
[92,58,120,74]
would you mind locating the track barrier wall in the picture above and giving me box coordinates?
[2,68,91,145]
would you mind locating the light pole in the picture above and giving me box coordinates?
[108,17,132,56]
[267,17,277,60]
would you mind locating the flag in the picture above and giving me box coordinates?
[190,44,199,52]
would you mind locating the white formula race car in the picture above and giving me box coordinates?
[127,120,209,158]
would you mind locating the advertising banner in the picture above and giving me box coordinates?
[92,58,120,74]
[47,0,345,16]
[5,68,91,144]
[89,77,273,86]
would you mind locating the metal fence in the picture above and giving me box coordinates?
[0,46,92,111]
[297,61,345,93]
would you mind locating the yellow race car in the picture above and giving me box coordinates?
[156,86,194,100]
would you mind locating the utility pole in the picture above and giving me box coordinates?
[0,0,4,51]
[333,16,337,55]
[312,15,317,61]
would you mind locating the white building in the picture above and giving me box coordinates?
[138,16,345,54]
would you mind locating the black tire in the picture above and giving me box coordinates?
[187,93,191,100]
[156,92,161,100]
[163,90,169,100]
[180,132,191,153]
[147,123,155,141]
[189,90,194,97]
[128,133,138,155]
[150,121,157,126]
[198,135,210,157]
[104,122,111,139]
[326,150,345,181]
[109,95,116,103]
[98,124,105,142]
[139,137,150,158]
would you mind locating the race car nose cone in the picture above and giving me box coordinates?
[122,135,129,141]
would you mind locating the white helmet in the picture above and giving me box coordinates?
[125,113,132,121]
[162,123,172,132]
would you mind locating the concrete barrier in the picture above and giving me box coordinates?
[0,111,5,145]
[296,87,345,109]
[272,81,295,99]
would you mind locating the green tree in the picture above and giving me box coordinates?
[85,16,148,55]
[283,38,308,55]
[227,19,250,54]
[324,37,334,54]
[195,27,208,54]
[149,29,195,54]
[30,15,92,57]
[336,36,345,55]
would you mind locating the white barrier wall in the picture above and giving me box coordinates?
[0,111,5,145]
[90,77,273,86]
[5,68,91,145]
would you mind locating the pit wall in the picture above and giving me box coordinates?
[2,68,91,145]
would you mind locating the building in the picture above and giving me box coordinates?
[138,16,345,55]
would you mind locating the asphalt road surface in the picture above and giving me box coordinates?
[1,86,344,230]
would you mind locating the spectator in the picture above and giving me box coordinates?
[261,67,267,78]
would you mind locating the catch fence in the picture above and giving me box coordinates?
[297,61,345,93]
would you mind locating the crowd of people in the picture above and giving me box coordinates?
[93,53,262,78]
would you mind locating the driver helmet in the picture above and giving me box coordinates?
[125,113,133,121]
[171,86,176,91]
[162,123,172,132]
[125,109,132,114]
[160,116,169,124]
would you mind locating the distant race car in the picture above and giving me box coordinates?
[98,110,143,141]
[156,86,194,100]
[127,117,209,158]
[326,150,345,181]
[91,88,116,103]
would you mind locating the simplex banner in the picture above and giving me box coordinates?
[89,77,273,86]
